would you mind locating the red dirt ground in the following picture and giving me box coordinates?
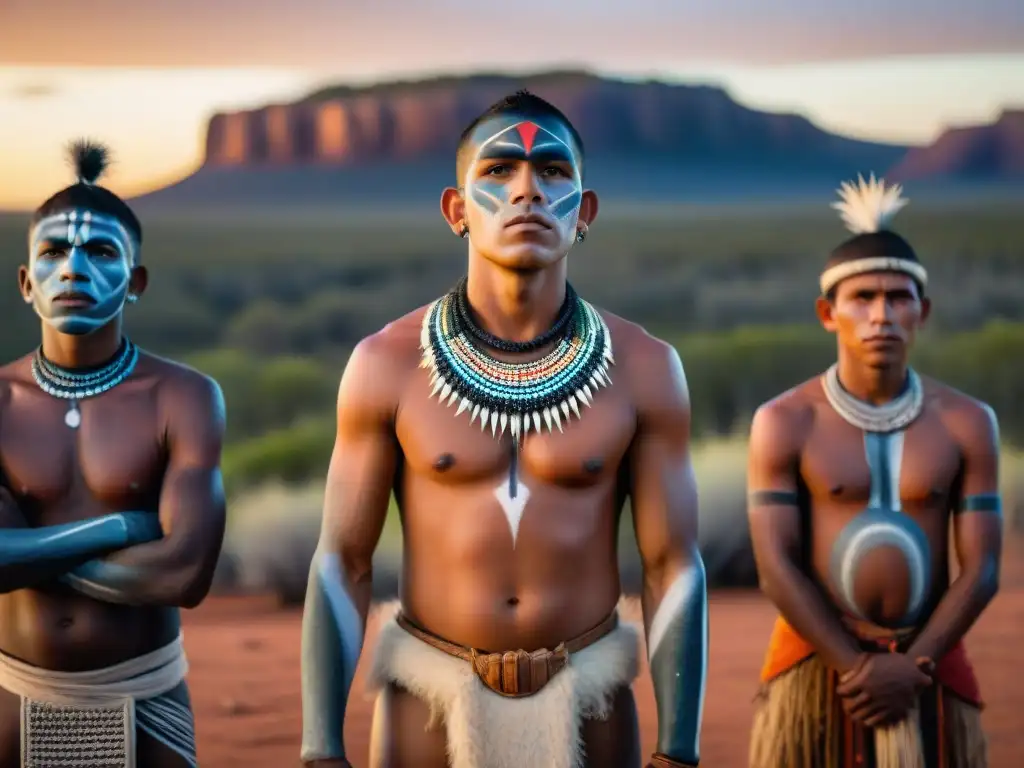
[182,537,1024,767]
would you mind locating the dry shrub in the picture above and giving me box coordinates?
[1000,447,1024,533]
[217,482,402,605]
[692,437,756,587]
[217,482,323,605]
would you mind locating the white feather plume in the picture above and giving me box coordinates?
[830,173,908,234]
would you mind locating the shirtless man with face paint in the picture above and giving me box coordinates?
[0,141,226,767]
[300,91,708,768]
[747,176,1000,768]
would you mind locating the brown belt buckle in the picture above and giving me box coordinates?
[471,642,569,697]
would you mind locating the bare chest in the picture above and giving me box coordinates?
[801,415,962,510]
[0,383,165,520]
[396,368,636,488]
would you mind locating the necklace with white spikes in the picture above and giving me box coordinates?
[420,280,613,444]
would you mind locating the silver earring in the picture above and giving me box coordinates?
[460,226,469,239]
[576,230,586,243]
[126,294,138,304]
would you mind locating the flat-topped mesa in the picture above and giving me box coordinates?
[200,71,898,169]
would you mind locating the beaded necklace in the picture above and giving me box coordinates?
[420,280,613,443]
[31,338,139,429]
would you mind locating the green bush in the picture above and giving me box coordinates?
[221,418,336,496]
[677,321,1024,444]
[187,351,339,443]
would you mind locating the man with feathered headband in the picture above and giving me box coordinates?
[0,141,226,767]
[745,175,1001,767]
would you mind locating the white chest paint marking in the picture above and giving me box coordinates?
[493,475,531,547]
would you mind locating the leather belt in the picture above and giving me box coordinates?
[395,611,618,698]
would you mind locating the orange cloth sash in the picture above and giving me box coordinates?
[760,616,983,707]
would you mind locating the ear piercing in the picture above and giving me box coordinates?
[126,294,138,304]
[459,226,469,238]
[576,229,587,243]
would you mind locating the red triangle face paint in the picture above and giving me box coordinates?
[516,122,540,154]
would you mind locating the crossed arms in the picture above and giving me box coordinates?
[0,372,227,609]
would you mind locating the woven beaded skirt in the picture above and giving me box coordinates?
[21,697,135,768]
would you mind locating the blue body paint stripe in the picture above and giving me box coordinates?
[957,493,1001,514]
[648,560,708,764]
[300,552,353,761]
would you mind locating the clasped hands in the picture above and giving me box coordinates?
[836,650,935,728]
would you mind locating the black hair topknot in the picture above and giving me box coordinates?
[31,139,143,246]
[67,139,111,185]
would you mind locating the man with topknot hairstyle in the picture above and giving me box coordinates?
[0,140,227,767]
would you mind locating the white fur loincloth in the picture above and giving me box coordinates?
[367,601,641,768]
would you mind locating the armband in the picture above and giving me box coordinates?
[748,490,800,507]
[956,493,1002,516]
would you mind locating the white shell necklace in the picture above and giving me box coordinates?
[822,363,923,433]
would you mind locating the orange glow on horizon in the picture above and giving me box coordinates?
[1,55,1021,211]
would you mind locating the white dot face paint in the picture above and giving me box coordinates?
[27,209,136,336]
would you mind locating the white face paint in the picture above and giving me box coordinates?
[461,114,584,262]
[26,209,137,336]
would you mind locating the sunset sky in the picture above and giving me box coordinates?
[1,0,1022,210]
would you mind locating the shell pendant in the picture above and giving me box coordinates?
[64,401,81,429]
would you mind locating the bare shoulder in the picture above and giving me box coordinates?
[600,309,675,365]
[0,353,33,387]
[749,377,820,459]
[923,377,999,448]
[143,351,226,427]
[337,304,430,422]
[350,305,427,377]
[598,310,686,406]
[0,353,44,413]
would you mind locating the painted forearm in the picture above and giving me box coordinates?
[908,496,1001,661]
[61,471,227,607]
[61,558,170,606]
[300,549,365,763]
[0,512,162,593]
[647,555,708,766]
[59,537,212,608]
